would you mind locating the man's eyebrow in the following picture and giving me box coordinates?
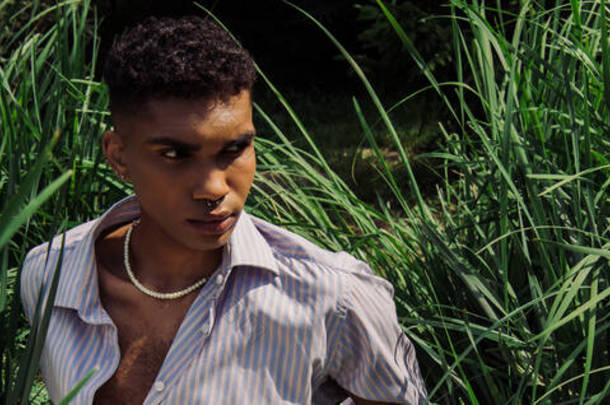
[144,131,255,149]
[145,137,201,151]
[222,131,256,147]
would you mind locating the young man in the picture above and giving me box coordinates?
[21,16,428,404]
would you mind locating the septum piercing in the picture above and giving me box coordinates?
[203,197,223,211]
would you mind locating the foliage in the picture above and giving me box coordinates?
[0,0,119,402]
[251,0,610,402]
[354,0,455,85]
[0,0,608,404]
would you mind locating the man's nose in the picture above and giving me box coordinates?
[191,164,230,201]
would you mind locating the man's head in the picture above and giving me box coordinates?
[104,15,256,116]
[103,16,257,253]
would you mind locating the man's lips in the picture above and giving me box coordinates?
[191,210,233,221]
[186,212,236,235]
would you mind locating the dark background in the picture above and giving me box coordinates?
[95,0,453,93]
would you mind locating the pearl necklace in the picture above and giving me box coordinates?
[123,222,208,300]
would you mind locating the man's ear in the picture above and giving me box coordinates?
[103,130,129,181]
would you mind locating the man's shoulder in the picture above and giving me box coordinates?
[245,213,376,280]
[24,219,97,264]
[21,220,98,297]
[20,218,99,321]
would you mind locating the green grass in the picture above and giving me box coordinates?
[1,0,609,404]
[0,1,116,402]
[254,85,442,204]
[246,0,610,401]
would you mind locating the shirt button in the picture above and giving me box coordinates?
[153,380,165,392]
[215,274,224,285]
[202,323,210,336]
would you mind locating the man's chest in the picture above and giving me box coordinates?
[42,270,330,404]
[92,309,184,404]
[91,257,197,404]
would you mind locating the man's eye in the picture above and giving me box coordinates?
[223,142,249,156]
[161,149,181,159]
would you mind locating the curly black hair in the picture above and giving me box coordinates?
[104,15,256,114]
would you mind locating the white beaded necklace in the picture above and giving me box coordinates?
[123,221,208,300]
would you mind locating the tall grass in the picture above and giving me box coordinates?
[0,0,117,402]
[249,0,610,403]
[1,0,608,404]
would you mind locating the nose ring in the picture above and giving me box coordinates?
[203,197,223,212]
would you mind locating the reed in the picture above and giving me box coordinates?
[1,1,114,402]
[249,0,610,402]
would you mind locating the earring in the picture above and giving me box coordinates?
[115,171,128,182]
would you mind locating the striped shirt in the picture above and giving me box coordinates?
[21,196,427,404]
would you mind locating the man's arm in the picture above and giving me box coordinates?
[326,263,428,404]
[20,247,46,324]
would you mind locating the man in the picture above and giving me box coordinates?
[21,15,427,404]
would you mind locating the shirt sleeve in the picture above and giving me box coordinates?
[327,260,428,404]
[20,246,48,324]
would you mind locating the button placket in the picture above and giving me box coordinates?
[144,270,230,405]
[202,267,229,338]
[212,267,229,298]
[153,380,165,392]
[202,307,215,337]
[145,376,170,404]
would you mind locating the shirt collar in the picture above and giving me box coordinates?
[228,211,279,275]
[52,196,140,317]
[53,196,278,315]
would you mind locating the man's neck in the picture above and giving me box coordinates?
[127,218,224,291]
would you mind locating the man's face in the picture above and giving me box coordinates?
[104,90,256,252]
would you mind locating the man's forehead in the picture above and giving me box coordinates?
[144,96,215,116]
[113,92,251,129]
